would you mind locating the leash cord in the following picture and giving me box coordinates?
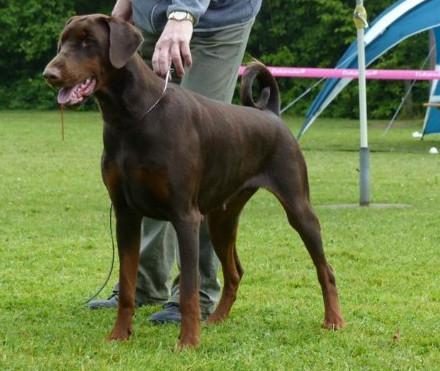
[83,203,116,305]
[143,69,171,117]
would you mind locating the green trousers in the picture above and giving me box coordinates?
[123,19,254,314]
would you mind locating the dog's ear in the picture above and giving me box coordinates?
[107,17,144,69]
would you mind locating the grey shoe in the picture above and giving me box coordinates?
[87,292,118,309]
[149,302,181,324]
[148,302,211,324]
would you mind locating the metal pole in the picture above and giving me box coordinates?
[354,1,370,206]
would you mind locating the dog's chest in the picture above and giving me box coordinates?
[103,149,172,218]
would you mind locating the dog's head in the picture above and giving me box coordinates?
[43,14,143,106]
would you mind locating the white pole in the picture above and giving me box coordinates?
[354,0,370,206]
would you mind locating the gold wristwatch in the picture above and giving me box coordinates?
[168,11,195,24]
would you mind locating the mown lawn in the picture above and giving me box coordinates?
[0,110,439,370]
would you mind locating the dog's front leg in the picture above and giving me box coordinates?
[108,207,141,341]
[173,212,202,349]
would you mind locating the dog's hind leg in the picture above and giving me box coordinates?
[267,155,345,330]
[206,188,257,324]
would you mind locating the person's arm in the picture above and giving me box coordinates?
[112,0,132,22]
[152,1,210,78]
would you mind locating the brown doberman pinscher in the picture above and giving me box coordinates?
[43,14,344,349]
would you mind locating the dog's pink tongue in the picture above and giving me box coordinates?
[57,79,96,105]
[57,86,76,105]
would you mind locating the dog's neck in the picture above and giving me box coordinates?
[95,54,167,127]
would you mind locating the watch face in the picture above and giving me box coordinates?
[171,11,188,21]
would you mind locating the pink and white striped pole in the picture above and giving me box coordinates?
[239,66,440,80]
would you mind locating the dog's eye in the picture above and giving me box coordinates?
[81,37,95,48]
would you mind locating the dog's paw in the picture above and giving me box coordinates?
[107,326,132,341]
[205,313,226,325]
[175,336,200,351]
[323,315,346,331]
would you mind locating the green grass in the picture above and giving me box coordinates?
[1,110,440,370]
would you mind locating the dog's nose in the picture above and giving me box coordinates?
[43,66,61,84]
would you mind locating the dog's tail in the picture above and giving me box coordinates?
[240,62,280,116]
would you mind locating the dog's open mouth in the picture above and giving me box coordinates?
[57,78,97,105]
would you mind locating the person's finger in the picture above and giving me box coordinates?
[152,42,170,77]
[180,40,192,69]
[170,43,184,77]
[152,47,160,75]
[157,46,170,77]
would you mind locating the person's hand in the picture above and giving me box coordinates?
[111,0,132,22]
[152,20,193,78]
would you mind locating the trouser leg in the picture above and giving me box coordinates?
[135,219,176,304]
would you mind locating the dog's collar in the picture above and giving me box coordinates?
[143,69,171,117]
